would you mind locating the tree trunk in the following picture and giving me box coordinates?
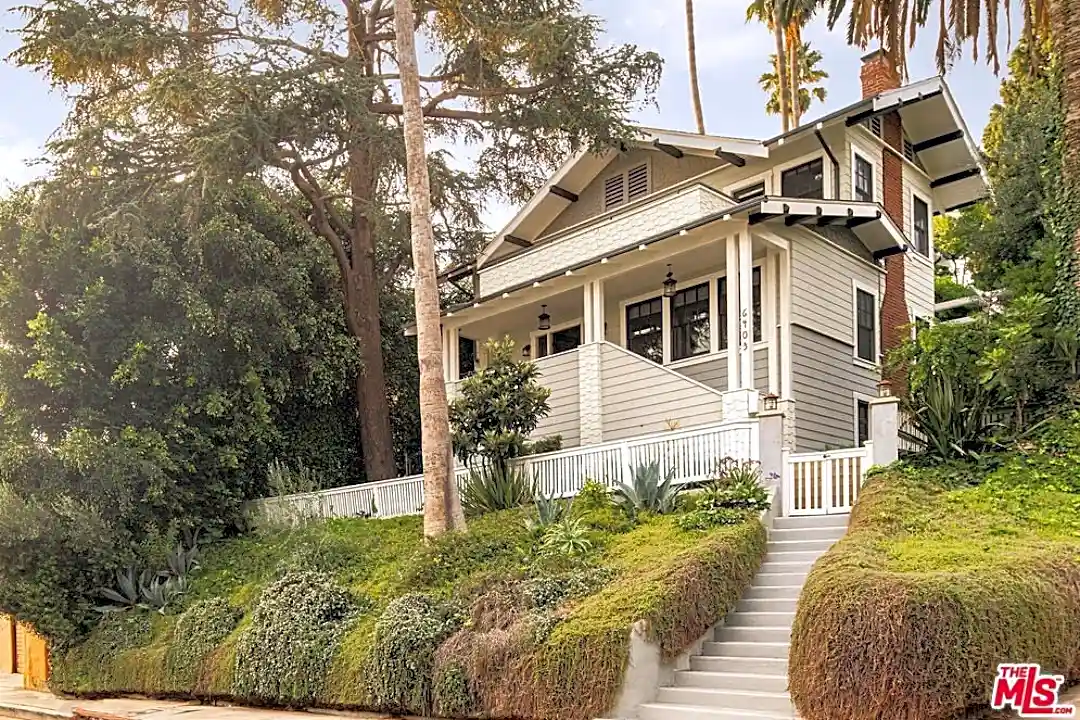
[772,7,790,133]
[788,28,801,127]
[685,0,706,134]
[393,0,466,537]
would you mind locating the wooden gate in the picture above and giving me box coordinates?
[784,447,870,516]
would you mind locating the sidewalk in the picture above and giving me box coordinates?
[0,675,395,720]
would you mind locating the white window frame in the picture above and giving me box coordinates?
[850,147,877,204]
[530,317,585,359]
[774,152,831,200]
[602,158,652,212]
[851,279,879,369]
[619,264,768,368]
[852,391,876,447]
[910,187,933,259]
[726,171,773,202]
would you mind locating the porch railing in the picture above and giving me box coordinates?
[783,445,871,517]
[252,420,759,522]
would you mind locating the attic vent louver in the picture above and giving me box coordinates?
[627,164,649,201]
[603,162,651,211]
[604,174,625,210]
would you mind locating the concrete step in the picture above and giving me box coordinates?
[725,611,795,628]
[767,538,835,553]
[754,572,808,586]
[674,670,788,693]
[702,641,789,658]
[742,585,803,600]
[769,526,846,542]
[715,626,791,644]
[772,515,850,530]
[656,687,796,714]
[690,655,789,675]
[639,702,796,720]
[762,549,823,562]
[738,595,799,613]
[759,560,815,574]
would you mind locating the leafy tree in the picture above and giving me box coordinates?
[393,0,464,535]
[449,339,550,471]
[760,42,828,120]
[11,0,663,481]
[0,185,362,642]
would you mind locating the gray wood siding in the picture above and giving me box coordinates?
[533,351,581,447]
[791,228,883,344]
[600,344,723,441]
[672,348,769,393]
[791,324,878,451]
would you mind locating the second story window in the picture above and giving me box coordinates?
[733,181,766,203]
[781,158,824,199]
[855,288,877,363]
[626,297,664,364]
[603,163,650,211]
[854,154,874,203]
[913,196,930,256]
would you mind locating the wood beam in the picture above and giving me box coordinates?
[930,167,981,188]
[715,149,747,167]
[653,139,684,158]
[549,185,579,202]
[504,234,532,248]
[911,129,964,153]
[844,89,945,127]
[936,197,984,215]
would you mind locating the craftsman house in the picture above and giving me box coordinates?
[437,51,985,454]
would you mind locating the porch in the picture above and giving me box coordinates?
[444,206,790,447]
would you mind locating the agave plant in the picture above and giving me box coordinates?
[540,516,593,557]
[526,492,569,532]
[903,372,997,460]
[97,567,142,613]
[613,460,682,517]
[461,462,536,516]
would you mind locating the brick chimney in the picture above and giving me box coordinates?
[861,50,908,380]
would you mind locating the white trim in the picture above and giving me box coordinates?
[766,248,779,394]
[851,279,880,368]
[780,248,792,398]
[531,317,584,359]
[852,391,876,447]
[773,151,833,200]
[910,186,933,259]
[850,145,878,204]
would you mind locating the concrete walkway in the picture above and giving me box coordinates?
[0,675,394,720]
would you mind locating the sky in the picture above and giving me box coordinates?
[0,0,1010,228]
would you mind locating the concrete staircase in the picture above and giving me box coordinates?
[638,514,849,720]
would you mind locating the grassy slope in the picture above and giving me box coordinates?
[52,502,766,720]
[789,445,1080,720]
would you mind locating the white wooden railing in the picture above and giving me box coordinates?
[252,420,759,522]
[783,444,871,517]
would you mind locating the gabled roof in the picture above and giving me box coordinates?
[474,76,985,271]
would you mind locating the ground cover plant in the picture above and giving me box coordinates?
[51,465,768,720]
[788,412,1080,720]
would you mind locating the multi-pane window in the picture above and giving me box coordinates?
[854,154,874,203]
[626,297,664,363]
[781,158,824,199]
[552,325,581,354]
[717,268,763,350]
[913,196,930,256]
[733,181,766,203]
[459,336,477,378]
[671,283,710,361]
[856,288,877,363]
[857,400,870,446]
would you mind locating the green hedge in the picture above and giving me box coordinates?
[789,465,1080,720]
[50,506,767,720]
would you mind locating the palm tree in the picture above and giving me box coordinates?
[747,0,792,132]
[783,0,819,126]
[748,0,819,129]
[760,42,829,121]
[392,0,467,537]
[686,0,707,134]
[822,0,1080,284]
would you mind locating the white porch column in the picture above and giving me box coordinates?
[448,327,461,381]
[738,230,754,390]
[780,247,793,399]
[766,248,780,394]
[442,325,451,380]
[726,234,739,390]
[582,280,605,343]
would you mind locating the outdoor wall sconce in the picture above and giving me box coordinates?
[522,344,532,359]
[877,379,893,397]
[537,305,551,331]
[663,264,678,298]
[763,393,779,411]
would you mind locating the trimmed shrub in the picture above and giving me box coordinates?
[365,593,464,715]
[164,598,242,692]
[789,470,1080,720]
[233,572,360,705]
[50,612,153,694]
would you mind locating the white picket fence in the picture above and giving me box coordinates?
[783,444,871,516]
[253,420,759,522]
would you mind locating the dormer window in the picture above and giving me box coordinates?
[603,163,650,211]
